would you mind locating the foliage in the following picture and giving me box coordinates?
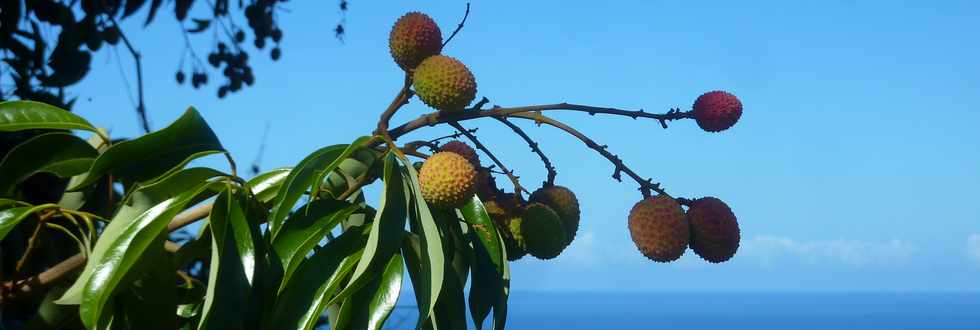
[0,5,745,330]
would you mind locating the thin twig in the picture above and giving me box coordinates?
[495,117,557,186]
[108,16,151,133]
[447,121,528,197]
[425,128,478,145]
[442,3,471,47]
[509,112,668,198]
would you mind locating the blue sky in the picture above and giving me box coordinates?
[65,1,980,292]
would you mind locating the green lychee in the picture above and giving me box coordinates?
[388,12,443,70]
[520,203,567,260]
[628,195,689,262]
[419,152,477,208]
[504,216,527,261]
[413,55,477,111]
[687,197,740,263]
[529,185,580,245]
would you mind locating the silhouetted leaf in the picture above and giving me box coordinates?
[188,18,211,33]
[144,0,163,26]
[0,133,97,196]
[175,0,193,21]
[123,0,147,18]
[68,107,225,190]
[0,100,97,133]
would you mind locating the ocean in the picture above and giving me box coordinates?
[382,291,980,329]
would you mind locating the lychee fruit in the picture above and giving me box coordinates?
[687,197,740,263]
[413,55,477,111]
[388,12,443,71]
[529,185,580,245]
[520,203,567,260]
[419,152,477,208]
[439,140,479,166]
[475,167,499,202]
[692,90,742,132]
[628,195,689,262]
[504,216,527,261]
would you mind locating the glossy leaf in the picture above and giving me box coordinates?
[74,181,222,328]
[328,152,408,306]
[0,100,97,133]
[0,204,58,241]
[403,234,468,330]
[398,155,445,327]
[198,187,265,329]
[0,132,97,196]
[272,198,360,291]
[267,146,341,238]
[334,251,404,330]
[69,107,225,190]
[58,167,226,306]
[460,197,510,330]
[246,167,291,204]
[265,227,366,330]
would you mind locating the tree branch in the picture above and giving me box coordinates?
[508,112,668,198]
[387,102,691,141]
[494,117,557,187]
[447,121,528,197]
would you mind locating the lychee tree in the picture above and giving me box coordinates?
[0,6,744,330]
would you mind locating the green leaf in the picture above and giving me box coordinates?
[327,152,408,307]
[0,204,57,241]
[268,136,372,239]
[109,242,177,330]
[403,234,468,330]
[265,227,366,330]
[198,187,266,329]
[0,132,97,196]
[58,167,225,306]
[0,100,98,133]
[75,181,222,328]
[246,167,291,204]
[397,155,445,328]
[272,198,360,291]
[460,197,510,330]
[335,251,404,330]
[68,107,225,190]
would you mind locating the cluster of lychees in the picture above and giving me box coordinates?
[391,11,743,264]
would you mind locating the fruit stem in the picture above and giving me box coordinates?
[494,117,557,187]
[508,112,670,198]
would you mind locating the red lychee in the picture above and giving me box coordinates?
[687,197,740,263]
[439,140,479,166]
[692,91,742,132]
[388,12,443,71]
[628,195,689,262]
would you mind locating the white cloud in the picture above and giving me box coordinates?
[740,236,917,267]
[967,234,980,264]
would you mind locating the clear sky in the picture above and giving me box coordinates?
[67,1,980,292]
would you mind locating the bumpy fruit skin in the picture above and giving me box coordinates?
[475,168,499,202]
[413,55,477,111]
[419,152,477,208]
[388,12,443,70]
[520,203,567,260]
[628,195,689,262]
[529,186,580,245]
[505,217,527,261]
[687,197,740,263]
[692,90,742,132]
[439,140,479,166]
